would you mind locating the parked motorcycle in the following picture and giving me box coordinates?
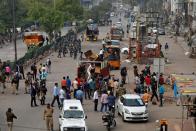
[102,111,116,131]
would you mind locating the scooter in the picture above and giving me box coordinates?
[102,111,116,131]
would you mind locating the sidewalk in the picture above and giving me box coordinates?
[169,119,195,131]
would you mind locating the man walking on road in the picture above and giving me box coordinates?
[6,108,17,131]
[59,87,65,109]
[93,88,99,111]
[164,42,169,52]
[66,76,71,91]
[120,67,127,85]
[51,83,60,109]
[46,58,52,73]
[31,63,37,80]
[61,77,67,91]
[44,104,54,131]
[30,83,38,107]
[76,87,84,104]
[159,84,165,107]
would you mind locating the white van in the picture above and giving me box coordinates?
[59,100,88,131]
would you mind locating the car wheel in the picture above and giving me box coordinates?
[122,113,125,122]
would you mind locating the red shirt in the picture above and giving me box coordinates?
[61,80,67,87]
[145,76,151,85]
[159,77,164,85]
[77,78,81,86]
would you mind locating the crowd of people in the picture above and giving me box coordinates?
[54,29,82,60]
[133,65,166,107]
[0,60,25,95]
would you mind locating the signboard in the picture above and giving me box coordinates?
[153,58,165,73]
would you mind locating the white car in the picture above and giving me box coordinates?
[121,47,129,54]
[152,27,158,34]
[117,94,149,122]
[59,100,88,131]
[116,22,123,29]
[110,12,115,17]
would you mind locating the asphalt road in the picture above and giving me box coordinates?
[0,15,195,131]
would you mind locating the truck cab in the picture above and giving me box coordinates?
[59,100,88,131]
[110,26,124,41]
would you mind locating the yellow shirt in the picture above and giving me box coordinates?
[142,93,150,103]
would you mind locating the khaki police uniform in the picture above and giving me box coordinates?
[44,107,54,131]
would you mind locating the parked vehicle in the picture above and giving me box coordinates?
[59,100,88,131]
[117,94,149,122]
[23,31,45,49]
[86,19,99,41]
[152,27,158,34]
[158,27,166,35]
[110,26,124,41]
[104,45,121,69]
[121,47,129,54]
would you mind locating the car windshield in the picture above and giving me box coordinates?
[123,98,144,106]
[64,110,84,118]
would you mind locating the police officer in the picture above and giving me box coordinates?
[44,104,54,131]
[62,45,67,57]
[57,48,62,58]
[73,47,78,59]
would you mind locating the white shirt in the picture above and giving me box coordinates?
[93,91,99,100]
[114,81,119,89]
[99,49,104,55]
[73,80,78,89]
[41,66,47,72]
[46,59,50,66]
[59,89,65,99]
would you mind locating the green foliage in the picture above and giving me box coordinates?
[85,0,112,22]
[39,8,64,37]
[57,0,84,21]
[0,0,27,33]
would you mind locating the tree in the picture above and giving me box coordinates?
[57,0,84,21]
[39,8,64,40]
[0,0,27,33]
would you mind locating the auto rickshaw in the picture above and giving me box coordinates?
[104,45,121,69]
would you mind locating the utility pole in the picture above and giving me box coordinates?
[13,0,17,62]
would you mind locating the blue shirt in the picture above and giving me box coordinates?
[173,81,179,98]
[40,72,48,80]
[159,85,165,94]
[66,79,71,88]
[53,86,59,96]
[76,90,84,99]
[108,95,116,106]
[88,80,96,90]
